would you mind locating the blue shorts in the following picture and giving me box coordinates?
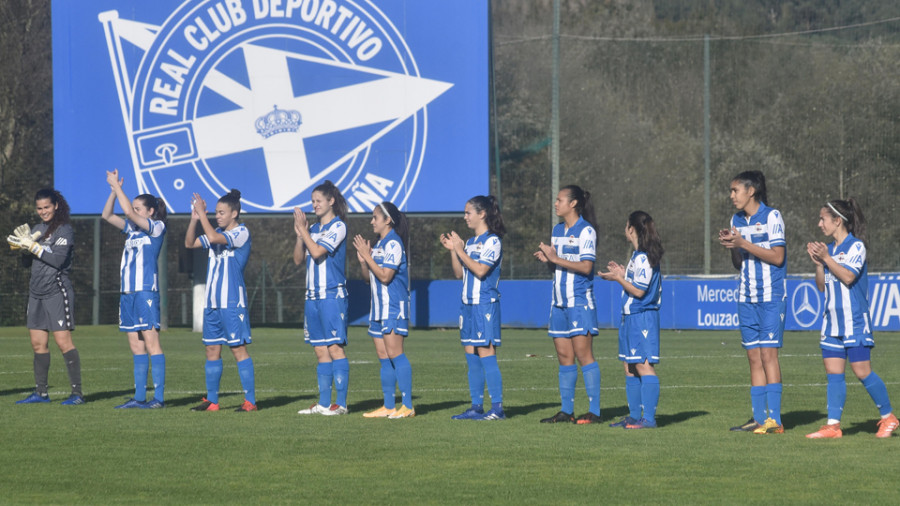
[202,307,252,346]
[618,311,660,364]
[820,332,875,352]
[368,317,409,338]
[822,342,872,362]
[738,300,785,349]
[119,291,160,332]
[548,304,599,338]
[303,298,348,347]
[460,302,501,347]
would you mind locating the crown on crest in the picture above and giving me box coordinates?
[255,105,302,138]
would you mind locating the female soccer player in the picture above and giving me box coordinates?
[440,195,506,421]
[805,198,898,439]
[534,185,601,424]
[719,171,786,434]
[353,202,414,419]
[295,181,351,416]
[184,189,257,412]
[101,169,167,409]
[599,211,664,429]
[8,189,83,405]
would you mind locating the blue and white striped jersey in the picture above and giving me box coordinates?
[622,250,661,314]
[822,234,870,337]
[368,229,409,321]
[550,217,597,308]
[119,219,166,293]
[461,232,502,305]
[199,224,251,309]
[305,217,347,300]
[730,203,786,303]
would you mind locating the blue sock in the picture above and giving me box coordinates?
[626,375,642,420]
[205,359,223,404]
[379,358,396,409]
[766,383,783,425]
[559,364,578,415]
[481,354,503,407]
[861,372,893,416]
[826,373,846,421]
[750,385,766,423]
[640,375,660,424]
[465,353,485,409]
[237,357,256,405]
[133,354,149,402]
[581,362,600,416]
[317,362,334,407]
[150,354,165,402]
[333,358,349,408]
[392,353,413,409]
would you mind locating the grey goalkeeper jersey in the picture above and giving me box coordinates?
[23,223,74,299]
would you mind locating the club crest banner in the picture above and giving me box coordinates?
[53,0,489,214]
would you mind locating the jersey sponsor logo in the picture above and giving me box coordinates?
[790,281,821,328]
[583,239,594,250]
[99,0,453,213]
[772,224,783,235]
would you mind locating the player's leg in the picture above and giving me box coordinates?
[385,327,413,416]
[573,331,600,421]
[807,350,846,439]
[757,300,785,432]
[326,299,350,413]
[363,325,396,417]
[542,306,576,423]
[454,305,485,419]
[227,309,256,411]
[18,320,52,403]
[848,346,897,437]
[125,331,150,405]
[138,292,165,406]
[478,344,504,420]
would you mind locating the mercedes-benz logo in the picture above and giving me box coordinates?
[791,281,822,328]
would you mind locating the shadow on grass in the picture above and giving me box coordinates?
[656,410,708,427]
[85,389,134,403]
[350,398,395,413]
[506,402,562,418]
[842,418,883,436]
[161,392,243,408]
[259,394,314,410]
[782,409,823,429]
[0,387,34,397]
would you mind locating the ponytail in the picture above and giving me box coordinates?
[825,198,867,246]
[627,210,664,268]
[467,195,506,238]
[561,184,597,230]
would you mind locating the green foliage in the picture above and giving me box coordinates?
[1,325,899,503]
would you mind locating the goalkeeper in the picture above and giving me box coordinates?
[7,189,83,405]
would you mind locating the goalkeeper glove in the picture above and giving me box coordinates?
[7,233,43,256]
[13,224,32,239]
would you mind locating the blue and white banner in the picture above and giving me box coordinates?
[53,0,489,214]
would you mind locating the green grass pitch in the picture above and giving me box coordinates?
[1,326,898,504]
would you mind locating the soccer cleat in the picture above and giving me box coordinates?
[388,405,416,418]
[324,404,348,415]
[61,394,85,406]
[235,400,258,412]
[363,406,396,418]
[297,403,331,415]
[729,418,762,432]
[190,398,220,412]
[625,418,658,429]
[806,423,842,439]
[540,411,575,424]
[609,416,639,428]
[451,407,485,420]
[15,392,50,404]
[875,413,899,438]
[480,408,506,421]
[575,412,602,425]
[114,398,146,409]
[753,417,784,434]
[140,399,165,409]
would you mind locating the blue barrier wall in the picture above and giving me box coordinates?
[348,274,900,331]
